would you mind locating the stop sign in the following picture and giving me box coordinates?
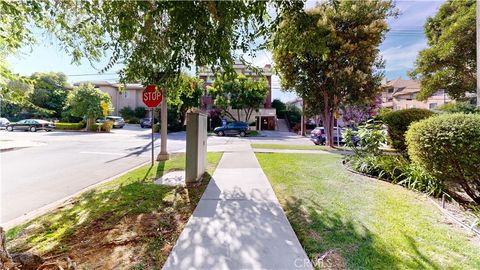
[142,85,163,108]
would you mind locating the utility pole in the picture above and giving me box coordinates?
[477,0,480,107]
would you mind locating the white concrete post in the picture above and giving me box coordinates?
[185,112,207,183]
[157,92,169,161]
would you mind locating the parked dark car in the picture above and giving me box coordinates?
[213,122,249,137]
[140,117,159,128]
[6,119,54,132]
[0,118,10,130]
[310,127,355,145]
[98,116,125,128]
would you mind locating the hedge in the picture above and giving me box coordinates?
[382,108,434,151]
[54,122,85,130]
[406,113,480,204]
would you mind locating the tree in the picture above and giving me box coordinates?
[272,99,287,118]
[167,74,203,126]
[67,84,113,130]
[18,1,302,86]
[342,97,381,125]
[272,0,394,146]
[28,72,69,118]
[410,0,476,101]
[209,74,269,123]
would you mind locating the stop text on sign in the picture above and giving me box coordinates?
[143,91,162,100]
[142,85,163,108]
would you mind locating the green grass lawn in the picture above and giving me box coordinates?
[251,143,348,151]
[7,153,222,269]
[256,153,480,269]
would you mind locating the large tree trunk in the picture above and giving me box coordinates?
[86,117,95,131]
[322,92,334,147]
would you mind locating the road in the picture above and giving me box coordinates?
[0,126,310,225]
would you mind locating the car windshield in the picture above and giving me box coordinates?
[17,120,27,124]
[35,120,49,124]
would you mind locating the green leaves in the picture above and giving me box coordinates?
[67,83,113,119]
[411,0,476,100]
[209,73,269,122]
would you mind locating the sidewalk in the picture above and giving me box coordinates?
[163,143,313,270]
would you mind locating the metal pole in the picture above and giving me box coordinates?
[477,0,480,107]
[151,108,154,165]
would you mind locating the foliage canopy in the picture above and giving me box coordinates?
[410,0,476,100]
[272,0,395,145]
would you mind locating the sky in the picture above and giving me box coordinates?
[7,0,445,102]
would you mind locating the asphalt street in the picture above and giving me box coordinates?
[0,126,309,225]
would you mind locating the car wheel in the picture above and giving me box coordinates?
[239,131,246,137]
[140,125,144,128]
[6,126,13,132]
[218,131,224,136]
[30,126,37,132]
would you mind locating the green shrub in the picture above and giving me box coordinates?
[348,154,444,197]
[134,107,147,118]
[376,107,392,120]
[406,113,480,203]
[383,108,434,151]
[54,122,85,130]
[119,106,135,118]
[125,117,140,124]
[89,123,100,132]
[153,123,160,133]
[344,119,386,156]
[437,101,479,114]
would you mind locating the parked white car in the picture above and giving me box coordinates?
[0,118,10,129]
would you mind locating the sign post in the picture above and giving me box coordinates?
[142,85,163,165]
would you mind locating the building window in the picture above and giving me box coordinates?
[429,103,437,109]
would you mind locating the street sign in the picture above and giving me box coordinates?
[143,85,163,108]
[100,101,108,116]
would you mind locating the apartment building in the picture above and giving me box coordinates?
[73,81,146,115]
[198,60,277,130]
[381,77,451,110]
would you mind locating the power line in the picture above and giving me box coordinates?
[66,72,118,77]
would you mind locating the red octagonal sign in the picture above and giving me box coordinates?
[142,85,163,108]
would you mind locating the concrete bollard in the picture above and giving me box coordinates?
[185,112,208,183]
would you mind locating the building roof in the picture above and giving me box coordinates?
[73,81,145,90]
[383,77,420,97]
[73,80,113,87]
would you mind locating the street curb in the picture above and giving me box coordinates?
[0,146,29,153]
[1,160,150,230]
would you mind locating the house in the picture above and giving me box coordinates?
[198,60,277,130]
[381,78,451,110]
[73,81,147,116]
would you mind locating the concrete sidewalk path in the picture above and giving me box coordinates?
[163,144,313,270]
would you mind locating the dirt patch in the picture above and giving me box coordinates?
[313,249,348,270]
